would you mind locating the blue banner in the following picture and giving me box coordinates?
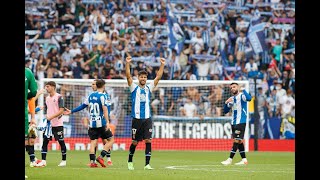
[264,117,281,139]
[191,54,216,60]
[132,11,158,16]
[137,0,154,4]
[170,0,192,4]
[182,21,208,27]
[284,48,295,54]
[227,6,249,11]
[82,0,104,4]
[247,17,268,55]
[128,47,155,52]
[166,4,186,54]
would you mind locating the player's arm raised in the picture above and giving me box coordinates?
[154,58,166,87]
[240,87,252,102]
[34,89,46,101]
[125,56,133,86]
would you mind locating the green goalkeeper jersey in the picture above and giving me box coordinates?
[25,68,38,136]
[25,67,38,103]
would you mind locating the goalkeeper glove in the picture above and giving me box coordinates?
[28,124,38,138]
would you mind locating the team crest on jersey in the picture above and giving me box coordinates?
[140,94,146,102]
[235,130,241,134]
[233,103,236,109]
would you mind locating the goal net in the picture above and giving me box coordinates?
[35,78,250,152]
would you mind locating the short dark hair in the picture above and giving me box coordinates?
[138,70,148,76]
[96,79,106,88]
[230,82,238,86]
[46,81,56,88]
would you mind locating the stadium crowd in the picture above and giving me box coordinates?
[25,0,295,139]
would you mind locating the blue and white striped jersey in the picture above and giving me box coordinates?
[103,92,111,117]
[95,91,111,117]
[236,37,247,52]
[225,90,252,125]
[84,91,110,128]
[129,81,155,119]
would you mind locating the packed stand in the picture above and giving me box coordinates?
[25,0,295,139]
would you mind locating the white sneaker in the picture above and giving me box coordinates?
[25,175,28,178]
[58,160,67,167]
[127,162,134,170]
[35,160,46,167]
[235,158,248,165]
[221,158,232,165]
[29,161,37,167]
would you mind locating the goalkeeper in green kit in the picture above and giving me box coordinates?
[25,67,38,178]
[25,67,38,137]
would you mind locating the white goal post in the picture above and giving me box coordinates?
[37,78,250,152]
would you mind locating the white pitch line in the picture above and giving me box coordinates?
[27,167,123,170]
[165,164,295,167]
[165,164,294,173]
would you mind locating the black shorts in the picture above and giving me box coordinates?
[231,123,246,140]
[131,118,152,141]
[43,126,64,141]
[88,126,113,140]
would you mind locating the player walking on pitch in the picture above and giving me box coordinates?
[25,67,38,178]
[221,82,252,165]
[84,79,114,167]
[26,89,46,167]
[64,79,114,167]
[125,55,166,170]
[36,81,68,167]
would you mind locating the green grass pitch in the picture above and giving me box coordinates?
[25,150,294,180]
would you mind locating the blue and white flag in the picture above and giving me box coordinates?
[36,118,52,138]
[247,15,268,55]
[36,118,48,131]
[166,4,186,54]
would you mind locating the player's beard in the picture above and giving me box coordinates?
[139,80,146,86]
[232,90,238,95]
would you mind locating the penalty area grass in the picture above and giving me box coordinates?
[25,150,294,180]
